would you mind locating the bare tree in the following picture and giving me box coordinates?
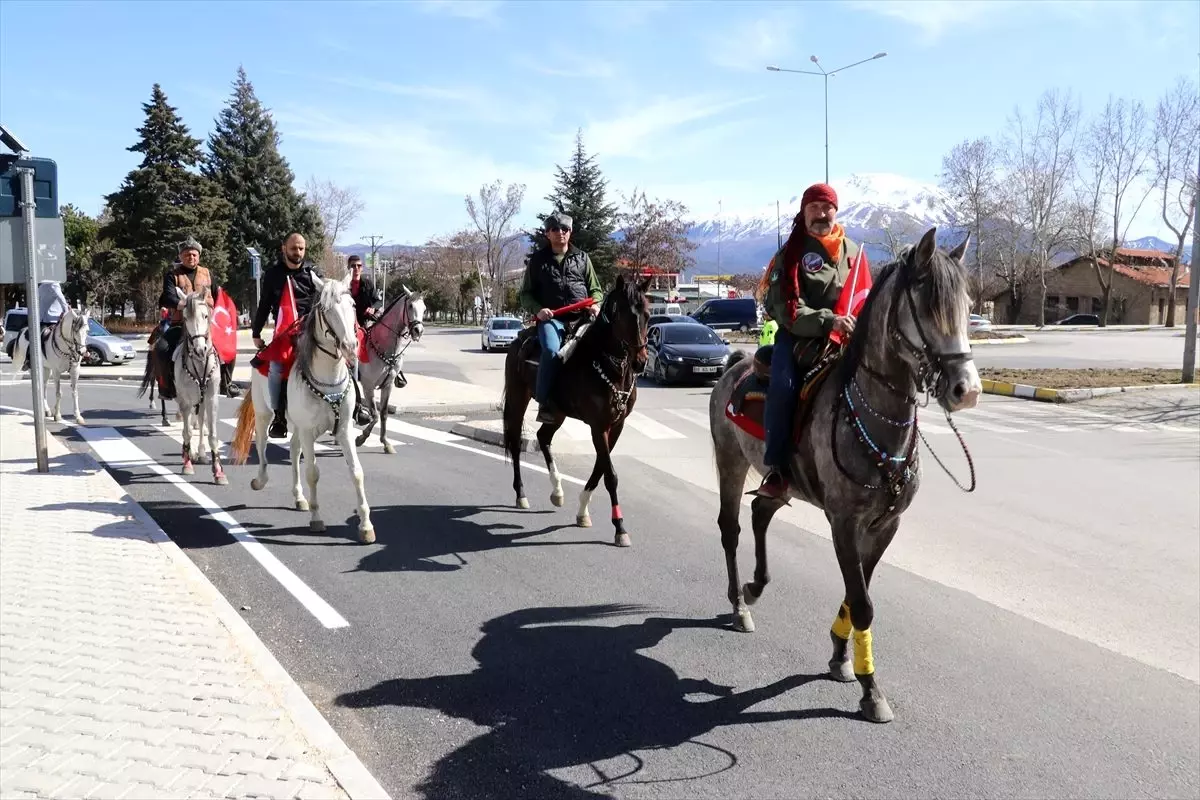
[1001,89,1081,326]
[940,137,1000,312]
[990,180,1044,323]
[304,177,366,271]
[1084,96,1154,325]
[1152,77,1200,327]
[466,180,525,315]
[615,189,697,276]
[426,230,485,322]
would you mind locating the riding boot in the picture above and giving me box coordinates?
[749,465,792,504]
[352,376,374,427]
[394,370,407,389]
[270,382,288,438]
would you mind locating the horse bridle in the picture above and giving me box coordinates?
[886,251,975,400]
[180,305,215,395]
[46,315,86,364]
[367,292,423,363]
[598,296,649,371]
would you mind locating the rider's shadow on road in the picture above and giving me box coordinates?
[348,504,608,572]
[337,603,853,799]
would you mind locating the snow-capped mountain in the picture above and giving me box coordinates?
[687,173,957,272]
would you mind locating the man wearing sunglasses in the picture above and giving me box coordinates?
[518,212,603,424]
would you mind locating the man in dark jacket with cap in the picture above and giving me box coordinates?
[754,183,866,501]
[517,211,603,423]
[154,236,214,399]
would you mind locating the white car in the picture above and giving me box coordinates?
[968,314,993,333]
[481,316,523,351]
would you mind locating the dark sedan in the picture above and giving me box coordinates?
[646,321,732,385]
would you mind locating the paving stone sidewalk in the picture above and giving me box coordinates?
[0,413,387,799]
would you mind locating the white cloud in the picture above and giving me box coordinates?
[513,50,619,80]
[844,0,1030,43]
[583,94,765,161]
[415,0,503,22]
[580,0,669,30]
[706,9,803,72]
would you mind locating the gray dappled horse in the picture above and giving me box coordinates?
[708,227,981,723]
[354,286,426,452]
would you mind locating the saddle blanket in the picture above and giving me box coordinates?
[252,318,370,378]
[723,345,836,444]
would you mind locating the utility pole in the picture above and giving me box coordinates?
[17,165,48,472]
[776,200,782,250]
[716,199,722,299]
[361,235,386,284]
[1182,146,1199,384]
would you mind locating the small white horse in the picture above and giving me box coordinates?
[230,274,375,543]
[174,292,227,485]
[14,307,89,424]
[355,286,426,453]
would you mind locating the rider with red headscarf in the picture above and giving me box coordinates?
[754,183,867,501]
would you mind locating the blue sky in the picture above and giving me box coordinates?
[2,0,1196,246]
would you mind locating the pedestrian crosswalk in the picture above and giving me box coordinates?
[525,399,1199,445]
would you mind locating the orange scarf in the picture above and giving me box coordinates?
[812,223,845,262]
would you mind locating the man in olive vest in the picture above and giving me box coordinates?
[518,212,603,423]
[755,183,866,501]
[154,237,214,399]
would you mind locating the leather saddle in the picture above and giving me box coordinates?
[725,342,839,444]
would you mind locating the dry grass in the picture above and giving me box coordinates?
[980,368,1191,390]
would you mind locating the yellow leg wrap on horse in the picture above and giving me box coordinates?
[853,628,874,676]
[831,603,852,640]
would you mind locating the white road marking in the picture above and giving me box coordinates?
[624,410,686,439]
[386,419,587,485]
[663,408,711,429]
[75,425,350,629]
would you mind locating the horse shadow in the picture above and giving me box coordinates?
[344,504,605,572]
[338,604,855,799]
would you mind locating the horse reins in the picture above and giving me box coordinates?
[45,316,86,364]
[299,304,353,436]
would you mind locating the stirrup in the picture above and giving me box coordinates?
[746,471,792,504]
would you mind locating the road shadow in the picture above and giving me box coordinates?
[349,504,604,572]
[337,604,855,798]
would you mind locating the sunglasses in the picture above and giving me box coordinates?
[547,225,571,234]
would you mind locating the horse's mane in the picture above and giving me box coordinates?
[579,277,645,350]
[295,281,350,369]
[837,241,968,386]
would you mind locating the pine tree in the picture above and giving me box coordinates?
[204,67,326,308]
[103,84,231,318]
[530,130,620,286]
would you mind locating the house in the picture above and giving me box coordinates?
[989,248,1190,324]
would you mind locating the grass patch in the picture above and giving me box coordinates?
[970,330,1024,340]
[980,368,1191,389]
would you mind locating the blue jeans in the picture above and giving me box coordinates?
[268,360,284,412]
[535,319,564,405]
[764,329,799,469]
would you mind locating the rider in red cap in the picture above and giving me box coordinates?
[753,182,868,501]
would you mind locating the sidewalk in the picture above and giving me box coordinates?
[0,413,388,799]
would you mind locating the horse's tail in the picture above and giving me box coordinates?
[12,330,28,374]
[136,349,156,398]
[230,392,256,466]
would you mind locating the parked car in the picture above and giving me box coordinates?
[481,315,524,351]
[1057,314,1100,326]
[687,297,761,332]
[649,302,684,317]
[3,308,137,366]
[648,314,677,328]
[968,314,993,333]
[645,321,732,385]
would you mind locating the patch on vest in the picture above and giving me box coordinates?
[802,252,824,273]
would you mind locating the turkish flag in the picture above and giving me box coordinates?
[212,288,238,364]
[829,246,872,346]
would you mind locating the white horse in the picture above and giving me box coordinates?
[230,274,375,543]
[355,286,426,453]
[14,307,89,424]
[174,292,226,484]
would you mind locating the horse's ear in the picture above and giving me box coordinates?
[312,274,326,290]
[915,227,938,266]
[637,276,651,294]
[401,284,412,296]
[614,272,626,289]
[947,233,970,265]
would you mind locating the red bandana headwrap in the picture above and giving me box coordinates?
[801,183,838,211]
[778,183,843,323]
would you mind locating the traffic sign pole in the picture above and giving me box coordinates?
[17,166,48,472]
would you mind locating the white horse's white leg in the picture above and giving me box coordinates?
[577,487,593,527]
[547,456,564,507]
[50,370,63,422]
[379,380,395,454]
[70,363,85,424]
[251,403,273,492]
[180,403,195,475]
[337,422,374,544]
[208,392,227,485]
[302,431,324,532]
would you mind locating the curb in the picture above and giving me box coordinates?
[450,420,537,452]
[981,379,1198,404]
[0,406,391,800]
[969,336,1030,345]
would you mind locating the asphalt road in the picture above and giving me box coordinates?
[2,375,1197,800]
[973,327,1194,370]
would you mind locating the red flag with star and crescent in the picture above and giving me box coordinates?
[212,288,238,364]
[829,245,872,346]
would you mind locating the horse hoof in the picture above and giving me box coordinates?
[742,582,761,606]
[577,514,592,528]
[358,526,376,544]
[828,659,855,683]
[214,474,229,486]
[182,464,194,476]
[295,499,310,511]
[251,477,265,491]
[355,435,368,448]
[550,492,564,507]
[517,497,530,510]
[734,610,755,633]
[614,532,631,548]
[383,442,396,455]
[309,520,326,533]
[860,695,895,724]
[74,416,86,425]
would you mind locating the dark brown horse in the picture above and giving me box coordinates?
[502,274,651,547]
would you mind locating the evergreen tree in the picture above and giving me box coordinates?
[204,67,326,308]
[103,84,231,318]
[529,130,620,285]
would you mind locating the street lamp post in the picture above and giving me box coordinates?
[767,52,887,184]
